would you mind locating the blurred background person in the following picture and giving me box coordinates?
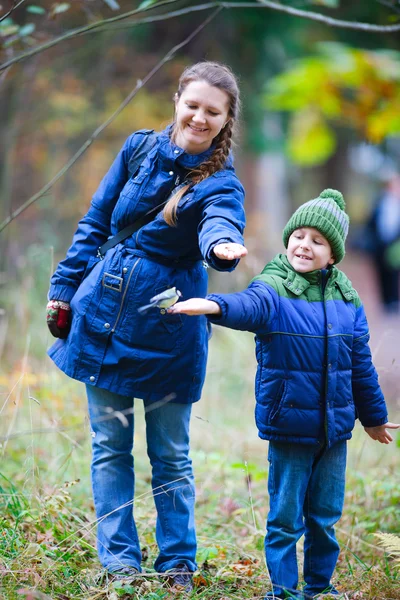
[367,173,400,314]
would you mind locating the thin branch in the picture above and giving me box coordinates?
[1,0,400,73]
[81,3,223,35]
[0,0,186,72]
[0,7,222,233]
[375,0,400,15]
[0,0,26,24]
[254,0,400,31]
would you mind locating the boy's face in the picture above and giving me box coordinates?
[287,227,335,273]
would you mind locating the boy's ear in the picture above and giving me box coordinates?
[328,255,335,265]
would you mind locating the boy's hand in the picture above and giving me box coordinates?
[364,422,400,444]
[168,298,221,316]
[213,243,248,261]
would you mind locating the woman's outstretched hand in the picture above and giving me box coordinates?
[364,422,400,444]
[168,298,221,316]
[213,243,248,261]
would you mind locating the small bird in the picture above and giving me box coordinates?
[138,287,182,314]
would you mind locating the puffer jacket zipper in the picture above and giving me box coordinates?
[321,271,330,447]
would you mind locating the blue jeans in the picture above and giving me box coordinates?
[86,385,197,573]
[265,441,347,599]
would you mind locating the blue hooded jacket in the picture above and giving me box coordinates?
[208,254,388,447]
[48,128,246,403]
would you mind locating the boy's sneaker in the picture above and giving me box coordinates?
[165,564,193,593]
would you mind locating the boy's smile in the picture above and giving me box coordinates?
[287,227,335,273]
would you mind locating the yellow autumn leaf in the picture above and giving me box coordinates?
[367,103,400,144]
[287,109,336,166]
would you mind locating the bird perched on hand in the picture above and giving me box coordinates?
[138,287,182,314]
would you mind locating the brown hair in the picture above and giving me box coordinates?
[163,61,240,226]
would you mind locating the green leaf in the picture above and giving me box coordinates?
[26,5,46,13]
[19,23,35,37]
[197,546,219,563]
[52,3,71,14]
[0,24,19,37]
[138,0,159,9]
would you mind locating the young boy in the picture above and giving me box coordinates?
[169,189,399,599]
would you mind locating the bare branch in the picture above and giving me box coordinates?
[0,0,189,72]
[375,0,400,15]
[0,7,222,233]
[254,0,400,31]
[1,0,400,73]
[82,3,224,35]
[0,0,26,24]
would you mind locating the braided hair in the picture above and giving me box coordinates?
[164,61,240,226]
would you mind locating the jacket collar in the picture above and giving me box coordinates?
[265,254,326,296]
[268,254,356,301]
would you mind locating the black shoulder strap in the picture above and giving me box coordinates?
[97,130,162,259]
[97,199,169,259]
[127,129,157,178]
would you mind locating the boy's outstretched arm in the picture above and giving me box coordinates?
[168,281,276,334]
[169,298,221,316]
[364,422,400,444]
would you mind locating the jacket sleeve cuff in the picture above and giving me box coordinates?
[360,414,388,428]
[206,240,239,272]
[48,284,78,303]
[206,293,229,322]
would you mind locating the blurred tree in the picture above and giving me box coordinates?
[1,0,400,361]
[264,43,400,166]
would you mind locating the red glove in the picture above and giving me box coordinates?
[46,300,71,339]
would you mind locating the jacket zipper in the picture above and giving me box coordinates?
[111,258,141,333]
[321,271,329,447]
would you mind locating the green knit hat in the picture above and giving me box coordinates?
[282,188,349,264]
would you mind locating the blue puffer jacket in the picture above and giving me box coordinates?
[48,127,246,403]
[208,254,388,447]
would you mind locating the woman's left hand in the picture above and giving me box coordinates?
[213,243,248,261]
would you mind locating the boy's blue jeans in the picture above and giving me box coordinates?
[86,385,196,573]
[265,440,347,599]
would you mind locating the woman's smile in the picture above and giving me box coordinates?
[174,80,230,154]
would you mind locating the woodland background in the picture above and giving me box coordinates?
[0,1,399,599]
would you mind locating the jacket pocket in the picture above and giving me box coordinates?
[120,169,148,199]
[70,257,103,317]
[268,380,288,424]
[121,282,185,352]
[130,310,184,352]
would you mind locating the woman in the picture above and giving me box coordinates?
[46,61,247,588]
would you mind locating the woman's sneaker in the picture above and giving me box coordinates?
[109,566,140,584]
[165,564,193,593]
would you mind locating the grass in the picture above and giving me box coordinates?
[0,326,399,600]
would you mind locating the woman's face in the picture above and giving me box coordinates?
[174,80,230,154]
